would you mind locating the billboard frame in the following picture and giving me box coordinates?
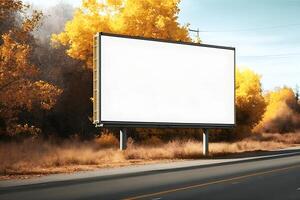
[95,32,236,128]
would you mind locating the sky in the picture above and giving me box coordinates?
[26,0,300,90]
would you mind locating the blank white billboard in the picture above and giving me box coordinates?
[95,33,235,127]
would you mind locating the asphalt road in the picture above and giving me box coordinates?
[1,153,300,200]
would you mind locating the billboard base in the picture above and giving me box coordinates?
[120,128,127,150]
[203,129,209,156]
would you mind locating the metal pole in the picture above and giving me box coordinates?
[120,128,127,150]
[203,129,209,156]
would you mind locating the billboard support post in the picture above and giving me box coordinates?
[203,129,209,156]
[120,128,127,150]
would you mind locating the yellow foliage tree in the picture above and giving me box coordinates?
[254,87,300,133]
[0,0,62,136]
[0,0,22,18]
[235,68,266,136]
[52,0,191,68]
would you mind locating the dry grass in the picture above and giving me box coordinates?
[1,132,300,180]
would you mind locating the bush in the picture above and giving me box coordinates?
[94,133,118,148]
[254,87,300,133]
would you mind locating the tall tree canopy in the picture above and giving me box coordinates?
[52,0,191,68]
[0,0,62,136]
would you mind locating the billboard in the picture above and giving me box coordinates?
[93,32,235,128]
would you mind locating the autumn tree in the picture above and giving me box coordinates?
[0,0,23,38]
[0,0,62,136]
[254,87,300,133]
[52,0,191,68]
[235,68,266,137]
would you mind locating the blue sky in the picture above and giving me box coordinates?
[26,0,300,90]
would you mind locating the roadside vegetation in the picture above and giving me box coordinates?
[1,132,300,180]
[1,0,300,179]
